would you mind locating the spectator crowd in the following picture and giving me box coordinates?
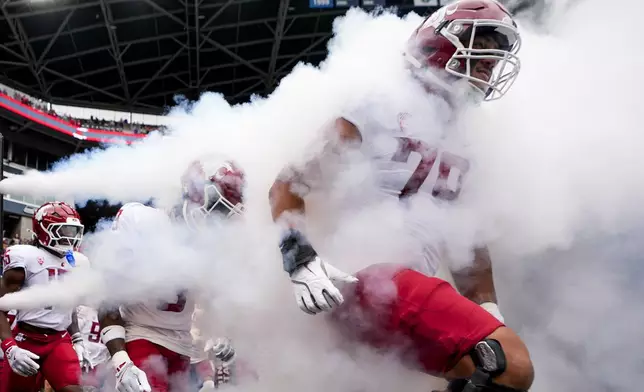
[0,87,166,135]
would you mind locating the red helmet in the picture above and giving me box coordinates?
[405,0,521,101]
[32,201,84,257]
[181,158,245,228]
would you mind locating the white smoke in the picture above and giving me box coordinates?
[0,0,643,391]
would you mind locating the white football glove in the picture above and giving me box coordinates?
[205,337,235,363]
[480,302,505,323]
[2,339,40,377]
[112,351,151,392]
[199,380,216,392]
[71,332,93,373]
[290,256,358,315]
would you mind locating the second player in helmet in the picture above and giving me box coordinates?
[99,156,246,392]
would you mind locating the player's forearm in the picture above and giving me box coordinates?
[0,313,12,341]
[269,179,306,224]
[451,246,498,304]
[99,309,127,356]
[195,359,214,381]
[0,271,24,341]
[67,309,80,335]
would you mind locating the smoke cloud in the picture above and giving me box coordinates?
[0,0,642,390]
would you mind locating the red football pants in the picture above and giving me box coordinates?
[331,264,504,375]
[0,326,80,392]
[126,339,190,392]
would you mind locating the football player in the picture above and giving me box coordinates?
[0,201,91,392]
[269,1,533,392]
[76,305,111,391]
[99,157,245,392]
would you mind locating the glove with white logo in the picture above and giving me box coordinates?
[205,337,235,363]
[1,338,40,377]
[480,302,505,323]
[290,256,358,314]
[280,229,358,315]
[71,332,93,372]
[112,351,151,392]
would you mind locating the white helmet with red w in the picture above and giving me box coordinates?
[406,0,521,101]
[180,157,245,229]
[32,201,84,257]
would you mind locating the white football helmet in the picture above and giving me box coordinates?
[180,157,245,229]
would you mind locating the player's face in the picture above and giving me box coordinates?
[469,34,501,88]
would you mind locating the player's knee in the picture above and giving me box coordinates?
[487,328,534,391]
[498,346,534,390]
[446,330,534,392]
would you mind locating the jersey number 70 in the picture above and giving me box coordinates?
[393,137,470,200]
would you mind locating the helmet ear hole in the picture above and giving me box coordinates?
[421,45,437,56]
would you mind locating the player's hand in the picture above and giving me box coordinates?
[480,302,505,323]
[1,338,40,377]
[112,351,151,392]
[290,256,358,315]
[199,380,216,392]
[205,337,235,363]
[71,332,93,372]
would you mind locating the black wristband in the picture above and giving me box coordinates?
[279,229,318,275]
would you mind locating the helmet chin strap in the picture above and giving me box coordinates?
[405,52,483,109]
[405,52,454,94]
[39,242,69,258]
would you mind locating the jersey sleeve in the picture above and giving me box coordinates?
[3,246,29,272]
[75,305,96,333]
[342,108,367,133]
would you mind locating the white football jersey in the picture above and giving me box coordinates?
[76,305,109,367]
[113,202,196,357]
[344,104,467,201]
[343,102,464,280]
[2,245,84,331]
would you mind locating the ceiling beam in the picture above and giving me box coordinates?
[3,6,342,51]
[35,10,75,69]
[99,0,130,101]
[266,0,291,90]
[194,0,201,88]
[0,5,48,95]
[129,47,185,103]
[276,33,331,74]
[43,68,125,102]
[136,73,287,102]
[65,50,325,101]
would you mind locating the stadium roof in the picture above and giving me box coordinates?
[0,0,433,114]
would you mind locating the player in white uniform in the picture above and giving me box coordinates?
[0,201,92,392]
[269,2,533,392]
[99,158,245,392]
[76,305,111,390]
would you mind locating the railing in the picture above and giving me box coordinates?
[0,82,168,126]
[0,91,149,144]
